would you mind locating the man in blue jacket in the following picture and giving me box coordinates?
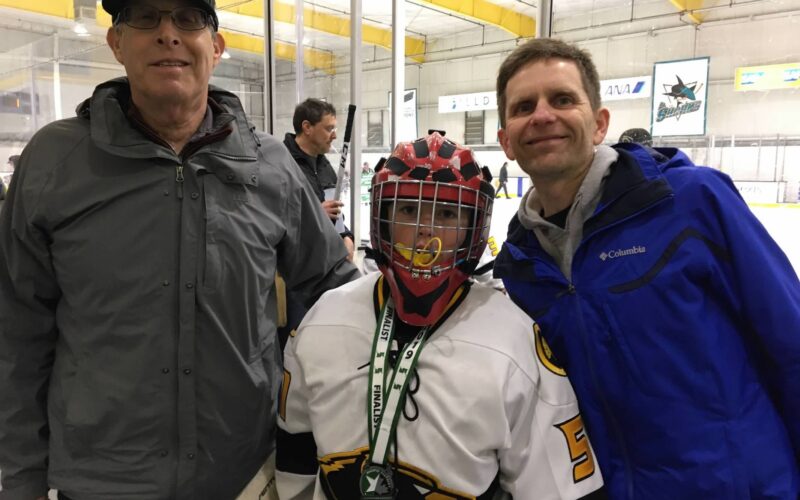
[494,37,800,499]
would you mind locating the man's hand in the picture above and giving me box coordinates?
[321,200,344,221]
[343,236,355,262]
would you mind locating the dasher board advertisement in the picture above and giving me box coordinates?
[650,57,709,137]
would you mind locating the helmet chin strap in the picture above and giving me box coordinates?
[394,237,443,268]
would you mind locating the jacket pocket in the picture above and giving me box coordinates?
[62,370,104,458]
[599,301,650,396]
[203,203,222,289]
[202,177,251,290]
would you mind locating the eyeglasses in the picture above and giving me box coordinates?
[118,6,212,31]
[323,125,338,134]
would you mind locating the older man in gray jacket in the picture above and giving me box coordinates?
[0,1,358,499]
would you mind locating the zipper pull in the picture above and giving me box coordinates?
[556,283,577,299]
[176,164,184,199]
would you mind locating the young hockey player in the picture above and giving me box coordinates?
[275,132,605,499]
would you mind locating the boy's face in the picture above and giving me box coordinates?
[389,199,471,262]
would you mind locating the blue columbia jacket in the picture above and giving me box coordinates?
[495,144,800,499]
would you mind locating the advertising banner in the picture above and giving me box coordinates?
[600,76,652,102]
[388,89,418,143]
[650,57,709,137]
[734,62,800,91]
[438,91,497,113]
[733,181,785,204]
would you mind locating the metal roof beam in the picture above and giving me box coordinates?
[223,30,336,74]
[416,0,535,38]
[668,0,705,25]
[225,1,426,62]
[0,0,74,19]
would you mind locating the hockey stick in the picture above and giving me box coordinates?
[333,104,357,202]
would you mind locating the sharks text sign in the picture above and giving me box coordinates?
[650,57,709,137]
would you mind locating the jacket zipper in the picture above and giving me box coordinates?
[569,194,673,499]
[176,164,185,199]
[572,291,635,499]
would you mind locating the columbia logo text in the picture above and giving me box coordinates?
[599,246,646,261]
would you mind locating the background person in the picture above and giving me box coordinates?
[283,98,355,261]
[617,127,653,147]
[275,132,605,499]
[493,37,800,499]
[0,1,358,499]
[0,155,18,213]
[496,160,510,198]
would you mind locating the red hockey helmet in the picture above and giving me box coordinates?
[370,132,494,326]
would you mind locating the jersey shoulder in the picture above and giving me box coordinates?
[300,272,380,331]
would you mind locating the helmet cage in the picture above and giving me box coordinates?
[368,132,495,325]
[372,179,492,280]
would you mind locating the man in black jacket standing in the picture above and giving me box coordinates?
[284,98,355,260]
[497,161,510,198]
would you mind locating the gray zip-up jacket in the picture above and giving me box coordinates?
[0,78,359,500]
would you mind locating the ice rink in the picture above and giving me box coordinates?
[749,204,800,276]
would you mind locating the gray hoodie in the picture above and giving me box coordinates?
[516,145,618,280]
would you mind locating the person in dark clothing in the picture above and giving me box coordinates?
[283,98,355,260]
[618,127,653,146]
[496,161,510,198]
[279,99,358,353]
[0,156,17,211]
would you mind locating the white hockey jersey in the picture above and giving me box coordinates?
[276,272,604,500]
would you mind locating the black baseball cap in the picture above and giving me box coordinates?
[102,0,219,30]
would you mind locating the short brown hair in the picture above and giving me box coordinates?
[292,98,337,134]
[496,38,601,127]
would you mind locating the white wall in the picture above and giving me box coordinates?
[287,9,799,159]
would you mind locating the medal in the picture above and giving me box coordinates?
[359,463,396,499]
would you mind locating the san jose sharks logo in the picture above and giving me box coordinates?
[656,74,704,122]
[662,75,701,102]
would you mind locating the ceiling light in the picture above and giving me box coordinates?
[73,23,90,36]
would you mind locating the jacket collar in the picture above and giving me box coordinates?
[583,144,677,236]
[77,77,259,164]
[499,144,683,270]
[283,132,321,168]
